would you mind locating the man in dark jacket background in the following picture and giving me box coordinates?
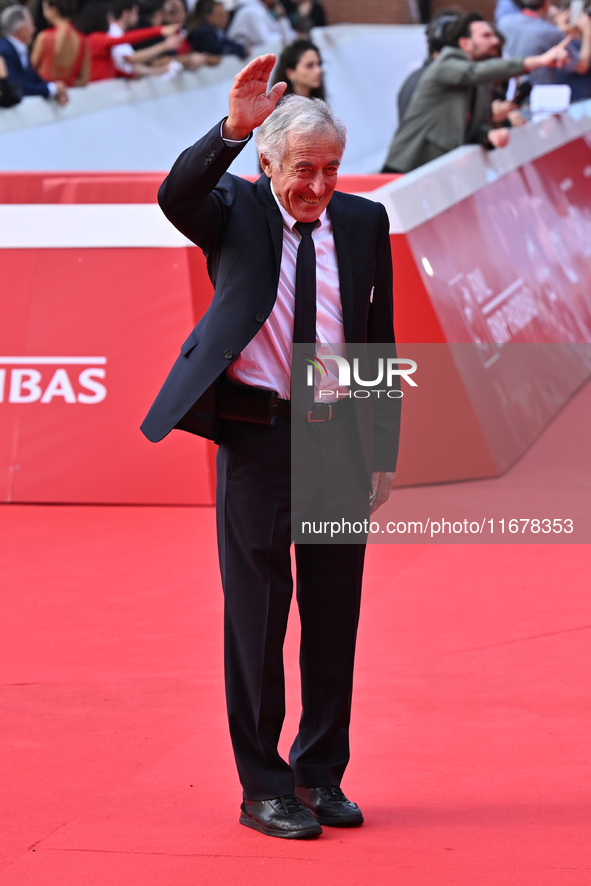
[0,5,68,104]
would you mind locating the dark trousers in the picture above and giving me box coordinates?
[216,412,367,801]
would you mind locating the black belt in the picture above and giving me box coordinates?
[219,381,347,424]
[278,400,343,422]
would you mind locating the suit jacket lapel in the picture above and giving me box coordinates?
[328,194,354,343]
[255,173,283,277]
[7,39,27,72]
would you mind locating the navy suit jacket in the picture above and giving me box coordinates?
[0,37,51,98]
[187,23,247,59]
[141,121,400,475]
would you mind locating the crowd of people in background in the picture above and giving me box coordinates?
[497,0,591,97]
[2,0,591,176]
[0,0,326,105]
[382,2,591,172]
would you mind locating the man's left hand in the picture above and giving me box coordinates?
[370,471,396,514]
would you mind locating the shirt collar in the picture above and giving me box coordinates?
[7,35,28,55]
[270,180,328,233]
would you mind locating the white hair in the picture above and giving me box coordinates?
[256,94,346,168]
[1,4,30,35]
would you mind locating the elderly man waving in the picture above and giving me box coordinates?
[142,54,399,839]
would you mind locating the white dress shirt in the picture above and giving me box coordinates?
[227,0,294,48]
[108,22,135,77]
[227,182,345,400]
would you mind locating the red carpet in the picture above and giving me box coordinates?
[0,384,590,885]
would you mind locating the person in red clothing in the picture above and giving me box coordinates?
[135,0,221,72]
[0,4,69,103]
[31,0,90,87]
[74,0,181,81]
[108,0,185,79]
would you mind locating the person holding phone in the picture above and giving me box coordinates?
[555,2,591,99]
[499,0,590,85]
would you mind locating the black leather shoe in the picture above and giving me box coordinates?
[239,794,323,839]
[295,786,364,826]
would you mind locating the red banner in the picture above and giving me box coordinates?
[1,134,590,503]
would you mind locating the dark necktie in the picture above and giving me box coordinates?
[292,220,318,345]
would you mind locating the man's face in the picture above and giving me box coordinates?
[461,21,501,60]
[122,5,140,27]
[262,130,342,223]
[163,0,186,24]
[207,2,229,28]
[15,10,36,47]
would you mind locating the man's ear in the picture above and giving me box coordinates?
[260,153,272,178]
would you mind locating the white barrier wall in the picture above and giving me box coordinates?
[0,24,425,174]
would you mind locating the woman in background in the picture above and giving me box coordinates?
[31,0,90,87]
[271,38,325,100]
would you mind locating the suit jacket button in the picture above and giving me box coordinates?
[255,313,265,323]
[224,349,233,359]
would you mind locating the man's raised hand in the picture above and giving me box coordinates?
[222,54,287,141]
[525,36,572,72]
